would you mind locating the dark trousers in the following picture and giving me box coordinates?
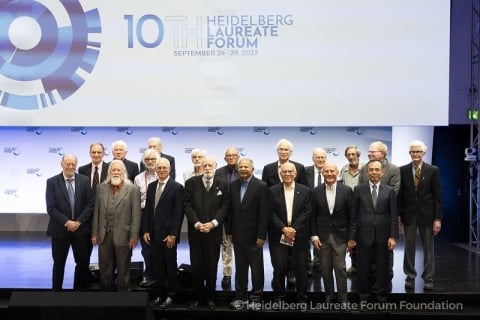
[150,239,178,299]
[51,233,91,291]
[233,243,264,300]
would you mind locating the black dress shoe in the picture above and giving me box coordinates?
[207,300,216,310]
[160,297,174,308]
[221,276,231,289]
[190,300,200,308]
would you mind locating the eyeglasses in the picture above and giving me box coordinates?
[409,150,424,154]
[225,154,238,158]
[144,158,157,161]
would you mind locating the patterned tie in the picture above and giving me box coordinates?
[317,171,322,187]
[205,179,212,192]
[371,184,378,209]
[155,182,164,208]
[66,179,75,218]
[414,166,421,190]
[92,166,99,197]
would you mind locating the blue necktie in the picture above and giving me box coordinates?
[66,179,75,218]
[240,181,248,202]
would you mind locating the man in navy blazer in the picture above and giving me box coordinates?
[46,154,94,291]
[398,140,442,291]
[354,160,398,303]
[143,158,184,308]
[311,162,355,304]
[226,158,270,307]
[184,156,229,309]
[269,162,312,303]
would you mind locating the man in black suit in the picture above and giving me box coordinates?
[262,138,306,287]
[262,138,306,187]
[78,142,109,194]
[269,162,312,303]
[311,162,355,304]
[184,156,229,309]
[354,160,398,303]
[139,137,176,180]
[398,140,442,291]
[46,154,94,291]
[111,140,139,181]
[227,158,270,308]
[143,158,184,308]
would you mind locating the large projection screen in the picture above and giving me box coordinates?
[0,0,450,126]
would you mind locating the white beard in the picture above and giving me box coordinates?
[110,177,122,186]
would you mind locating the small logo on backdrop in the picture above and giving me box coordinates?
[0,1,101,110]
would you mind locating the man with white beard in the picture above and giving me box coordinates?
[92,159,141,291]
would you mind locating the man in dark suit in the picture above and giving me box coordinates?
[269,162,312,303]
[398,140,442,291]
[215,146,239,290]
[184,156,229,309]
[91,160,141,291]
[78,142,109,191]
[139,137,176,180]
[262,138,307,187]
[46,154,94,291]
[111,139,139,181]
[227,158,270,308]
[358,141,400,292]
[311,162,355,304]
[262,138,306,287]
[354,160,399,303]
[143,158,184,308]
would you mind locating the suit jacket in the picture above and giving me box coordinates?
[140,152,176,180]
[46,173,94,238]
[262,160,307,187]
[92,182,141,246]
[353,182,399,246]
[226,176,270,245]
[144,179,184,243]
[359,160,400,195]
[78,161,109,185]
[184,175,229,244]
[304,165,322,189]
[269,183,312,248]
[122,158,140,182]
[216,164,238,186]
[398,162,443,226]
[312,182,355,244]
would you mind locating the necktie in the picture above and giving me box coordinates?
[92,166,99,197]
[240,181,248,201]
[414,165,421,190]
[371,184,378,209]
[230,170,236,184]
[66,179,75,218]
[317,171,322,187]
[155,182,164,208]
[205,179,211,191]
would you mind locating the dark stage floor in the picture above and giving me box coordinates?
[1,231,480,319]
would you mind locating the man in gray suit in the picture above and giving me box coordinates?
[92,160,141,291]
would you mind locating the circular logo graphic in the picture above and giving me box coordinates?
[0,1,101,110]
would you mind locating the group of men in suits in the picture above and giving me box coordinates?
[45,137,443,308]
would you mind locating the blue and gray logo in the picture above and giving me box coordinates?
[0,0,101,110]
